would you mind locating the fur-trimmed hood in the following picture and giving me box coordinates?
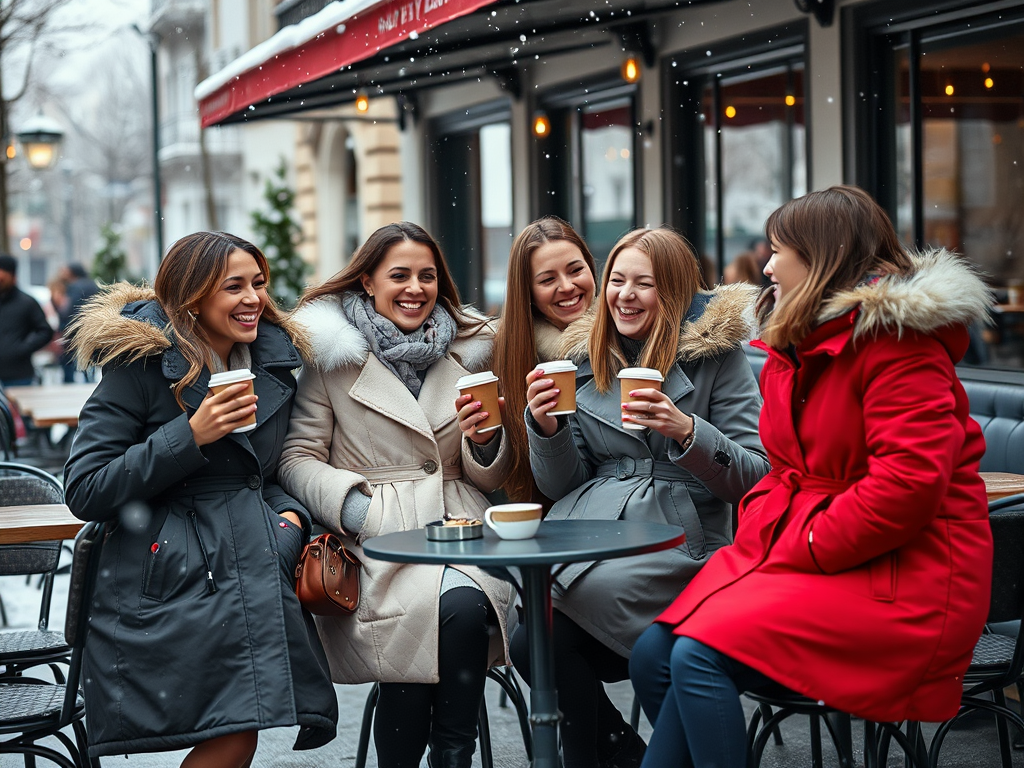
[68,282,305,377]
[818,249,992,339]
[557,282,759,364]
[533,316,567,362]
[292,293,494,373]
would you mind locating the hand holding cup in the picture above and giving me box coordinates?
[526,368,561,438]
[190,377,259,446]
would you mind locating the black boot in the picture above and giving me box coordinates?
[598,725,647,768]
[427,743,476,768]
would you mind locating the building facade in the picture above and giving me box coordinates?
[200,0,1024,370]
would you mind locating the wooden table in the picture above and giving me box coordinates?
[981,472,1024,503]
[4,383,96,427]
[0,504,83,544]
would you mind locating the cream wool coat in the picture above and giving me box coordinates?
[278,296,516,685]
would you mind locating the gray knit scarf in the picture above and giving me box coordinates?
[342,292,457,397]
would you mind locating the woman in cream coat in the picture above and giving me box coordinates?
[278,223,516,768]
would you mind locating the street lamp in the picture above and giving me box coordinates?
[16,114,64,170]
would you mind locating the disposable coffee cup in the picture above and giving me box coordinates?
[208,368,257,433]
[535,360,578,415]
[484,503,542,540]
[618,367,664,431]
[455,371,502,433]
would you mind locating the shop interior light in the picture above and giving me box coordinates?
[982,62,991,73]
[533,113,550,137]
[785,94,796,107]
[945,84,955,96]
[5,143,14,160]
[725,105,737,119]
[355,90,370,112]
[985,77,994,89]
[19,237,31,251]
[621,56,641,84]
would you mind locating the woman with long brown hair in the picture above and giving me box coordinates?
[512,227,768,768]
[630,186,992,767]
[492,216,597,502]
[278,222,517,768]
[64,231,338,766]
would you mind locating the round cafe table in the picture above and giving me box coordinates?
[363,519,686,768]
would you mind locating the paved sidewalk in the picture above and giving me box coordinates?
[0,572,1021,767]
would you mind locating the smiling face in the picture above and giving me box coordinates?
[606,247,659,340]
[195,249,268,365]
[360,239,439,332]
[764,238,810,304]
[530,240,596,330]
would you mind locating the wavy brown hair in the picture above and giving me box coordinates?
[590,228,704,393]
[757,185,913,349]
[299,221,484,334]
[493,217,597,502]
[154,231,302,408]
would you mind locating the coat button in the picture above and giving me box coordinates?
[247,475,261,490]
[422,460,439,475]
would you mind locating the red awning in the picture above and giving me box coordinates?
[196,0,499,127]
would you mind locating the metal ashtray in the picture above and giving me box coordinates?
[425,520,484,541]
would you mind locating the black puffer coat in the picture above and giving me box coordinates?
[64,285,338,757]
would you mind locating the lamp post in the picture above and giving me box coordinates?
[16,114,63,171]
[131,24,164,264]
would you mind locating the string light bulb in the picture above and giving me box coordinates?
[355,90,369,112]
[533,113,550,137]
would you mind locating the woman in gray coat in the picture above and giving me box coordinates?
[64,233,337,766]
[511,227,769,768]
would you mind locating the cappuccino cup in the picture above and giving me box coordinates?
[484,503,542,540]
[208,369,257,433]
[456,371,502,433]
[535,360,578,415]
[618,367,664,431]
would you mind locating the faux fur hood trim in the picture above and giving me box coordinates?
[69,284,169,369]
[533,316,567,362]
[69,282,309,371]
[557,283,758,364]
[819,249,992,338]
[292,294,494,373]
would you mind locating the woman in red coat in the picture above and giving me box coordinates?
[629,185,993,767]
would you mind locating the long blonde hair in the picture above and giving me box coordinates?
[493,217,596,502]
[757,185,912,349]
[590,228,703,393]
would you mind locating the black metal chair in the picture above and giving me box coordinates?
[928,495,1024,768]
[0,394,16,460]
[0,520,104,768]
[353,666,533,768]
[0,462,71,679]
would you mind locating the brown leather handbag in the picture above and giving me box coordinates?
[295,533,360,615]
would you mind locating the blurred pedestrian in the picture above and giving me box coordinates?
[0,254,53,387]
[63,231,338,766]
[722,251,762,286]
[58,263,99,382]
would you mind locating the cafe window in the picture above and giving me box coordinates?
[666,28,807,282]
[856,4,1024,369]
[429,102,514,314]
[535,78,639,266]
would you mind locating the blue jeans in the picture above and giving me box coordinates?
[629,625,775,768]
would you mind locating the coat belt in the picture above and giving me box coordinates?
[358,463,462,485]
[594,457,691,482]
[772,468,855,496]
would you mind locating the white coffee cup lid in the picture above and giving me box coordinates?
[208,369,256,387]
[618,367,664,381]
[535,360,577,374]
[455,371,498,389]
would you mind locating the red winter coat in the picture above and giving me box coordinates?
[657,250,993,723]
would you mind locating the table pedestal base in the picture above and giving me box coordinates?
[522,565,561,768]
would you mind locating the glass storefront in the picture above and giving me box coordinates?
[580,103,635,264]
[864,7,1024,369]
[667,31,807,283]
[430,103,514,313]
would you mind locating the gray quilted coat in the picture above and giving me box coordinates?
[63,286,338,757]
[528,284,770,656]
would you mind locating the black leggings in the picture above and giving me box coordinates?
[374,587,497,768]
[510,610,632,768]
